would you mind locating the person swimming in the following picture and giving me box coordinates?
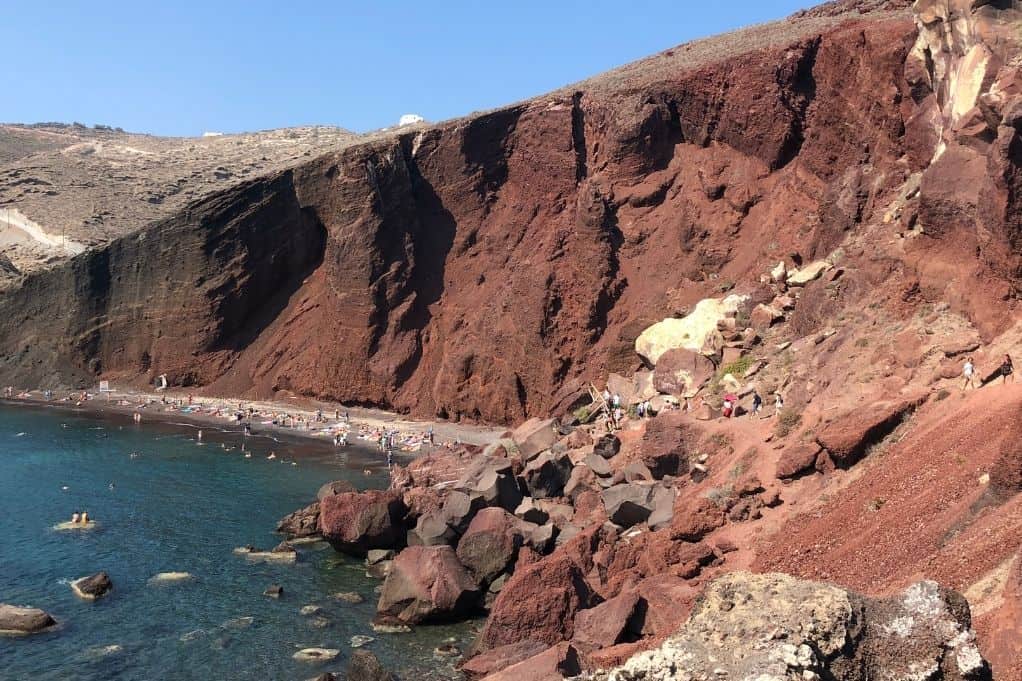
[71,511,80,524]
[81,511,90,523]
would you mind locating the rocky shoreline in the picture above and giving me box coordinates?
[278,406,995,680]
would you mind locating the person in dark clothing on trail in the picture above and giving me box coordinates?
[1001,354,1014,384]
[751,391,763,416]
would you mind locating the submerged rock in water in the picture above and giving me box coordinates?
[264,584,283,598]
[277,502,321,539]
[0,604,57,634]
[221,616,254,630]
[293,647,340,663]
[334,591,364,604]
[70,572,113,601]
[85,644,123,658]
[346,649,398,681]
[370,616,412,634]
[350,634,374,648]
[148,571,193,585]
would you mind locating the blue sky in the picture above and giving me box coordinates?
[4,1,811,136]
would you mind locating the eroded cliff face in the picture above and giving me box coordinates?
[1,1,1018,425]
[904,0,1022,331]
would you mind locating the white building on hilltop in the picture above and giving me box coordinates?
[398,114,425,127]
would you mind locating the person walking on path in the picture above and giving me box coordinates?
[751,391,763,417]
[773,392,784,415]
[962,356,977,391]
[1001,354,1014,384]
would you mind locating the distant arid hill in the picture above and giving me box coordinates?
[0,123,362,277]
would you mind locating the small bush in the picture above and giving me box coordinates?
[720,355,754,378]
[775,408,802,438]
[935,388,950,401]
[573,406,591,423]
[855,337,869,348]
[705,485,735,509]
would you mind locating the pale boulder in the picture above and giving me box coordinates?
[786,261,832,286]
[636,295,748,365]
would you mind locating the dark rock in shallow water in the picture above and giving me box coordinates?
[71,572,113,600]
[276,501,320,539]
[347,649,399,681]
[320,490,407,557]
[317,480,356,501]
[0,604,57,634]
[263,584,283,598]
[308,674,337,681]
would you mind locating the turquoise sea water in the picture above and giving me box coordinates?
[0,404,472,680]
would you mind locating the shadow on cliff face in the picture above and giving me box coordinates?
[205,176,328,355]
[388,136,459,390]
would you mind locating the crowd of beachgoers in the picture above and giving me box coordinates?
[1,386,469,454]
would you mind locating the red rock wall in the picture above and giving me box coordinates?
[0,12,925,424]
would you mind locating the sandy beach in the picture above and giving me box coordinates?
[0,385,503,451]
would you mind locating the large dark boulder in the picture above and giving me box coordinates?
[456,456,523,512]
[815,396,923,467]
[602,483,674,529]
[441,490,486,534]
[521,451,572,499]
[320,490,407,557]
[376,545,479,624]
[592,434,622,459]
[640,414,692,479]
[477,552,599,649]
[456,508,533,584]
[407,510,458,547]
[71,572,113,601]
[0,604,56,633]
[512,418,559,460]
[573,591,646,648]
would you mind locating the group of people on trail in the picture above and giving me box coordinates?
[722,389,782,419]
[962,354,1013,390]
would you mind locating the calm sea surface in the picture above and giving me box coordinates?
[0,404,472,680]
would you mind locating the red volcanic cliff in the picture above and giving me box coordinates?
[0,2,935,424]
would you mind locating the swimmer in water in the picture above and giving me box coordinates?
[81,511,90,523]
[267,452,276,460]
[71,511,80,524]
[109,483,115,491]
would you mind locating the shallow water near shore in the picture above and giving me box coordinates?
[1,405,474,680]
